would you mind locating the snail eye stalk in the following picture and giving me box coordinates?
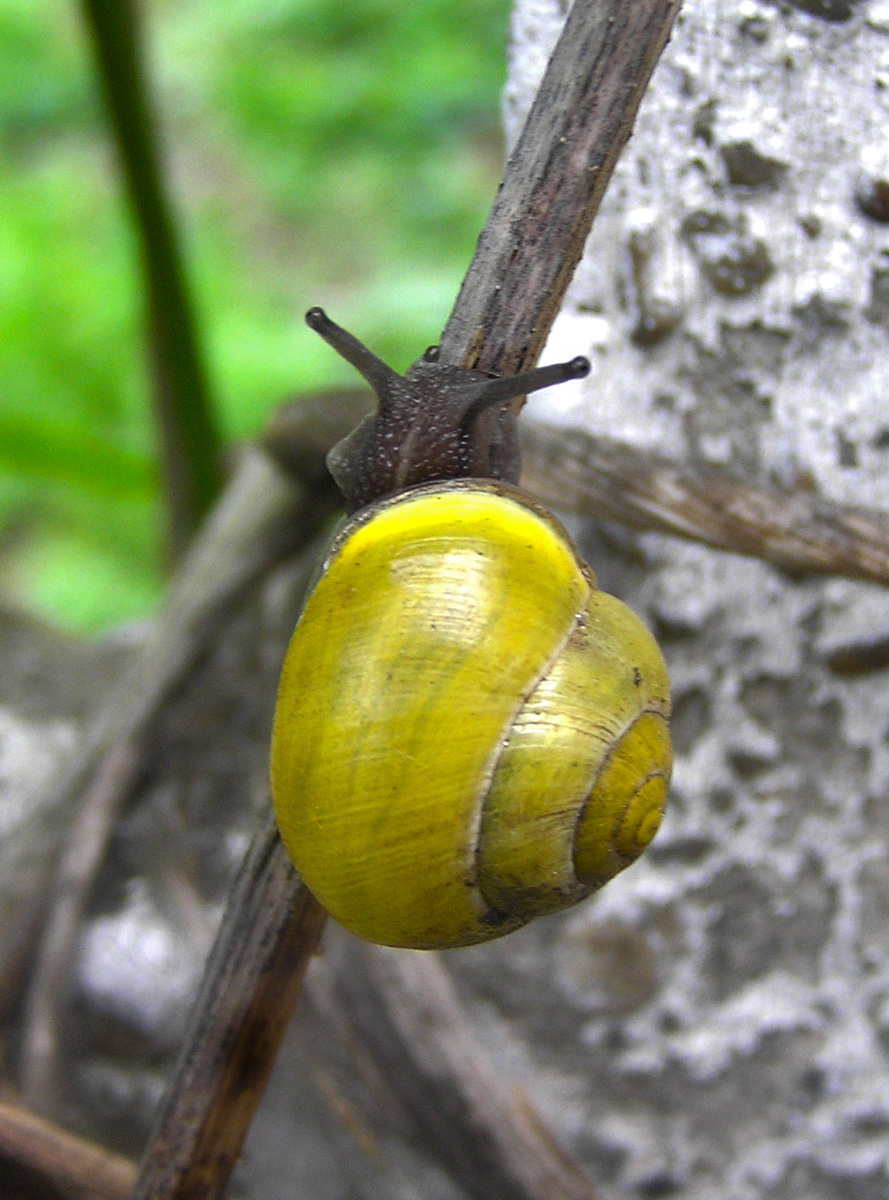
[306,308,591,511]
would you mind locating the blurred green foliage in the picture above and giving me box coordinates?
[0,0,511,632]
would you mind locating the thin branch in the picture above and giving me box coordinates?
[520,424,889,587]
[129,810,326,1200]
[0,1094,136,1200]
[81,0,222,558]
[441,0,682,374]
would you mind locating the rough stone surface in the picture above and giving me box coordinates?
[443,2,889,1197]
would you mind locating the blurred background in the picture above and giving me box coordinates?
[0,0,511,634]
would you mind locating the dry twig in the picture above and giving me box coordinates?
[520,424,889,587]
[0,1093,136,1200]
[130,811,326,1200]
[441,0,681,374]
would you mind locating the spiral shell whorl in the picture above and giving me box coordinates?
[475,591,671,924]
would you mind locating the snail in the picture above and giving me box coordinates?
[270,307,672,950]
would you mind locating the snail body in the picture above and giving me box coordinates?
[271,310,671,949]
